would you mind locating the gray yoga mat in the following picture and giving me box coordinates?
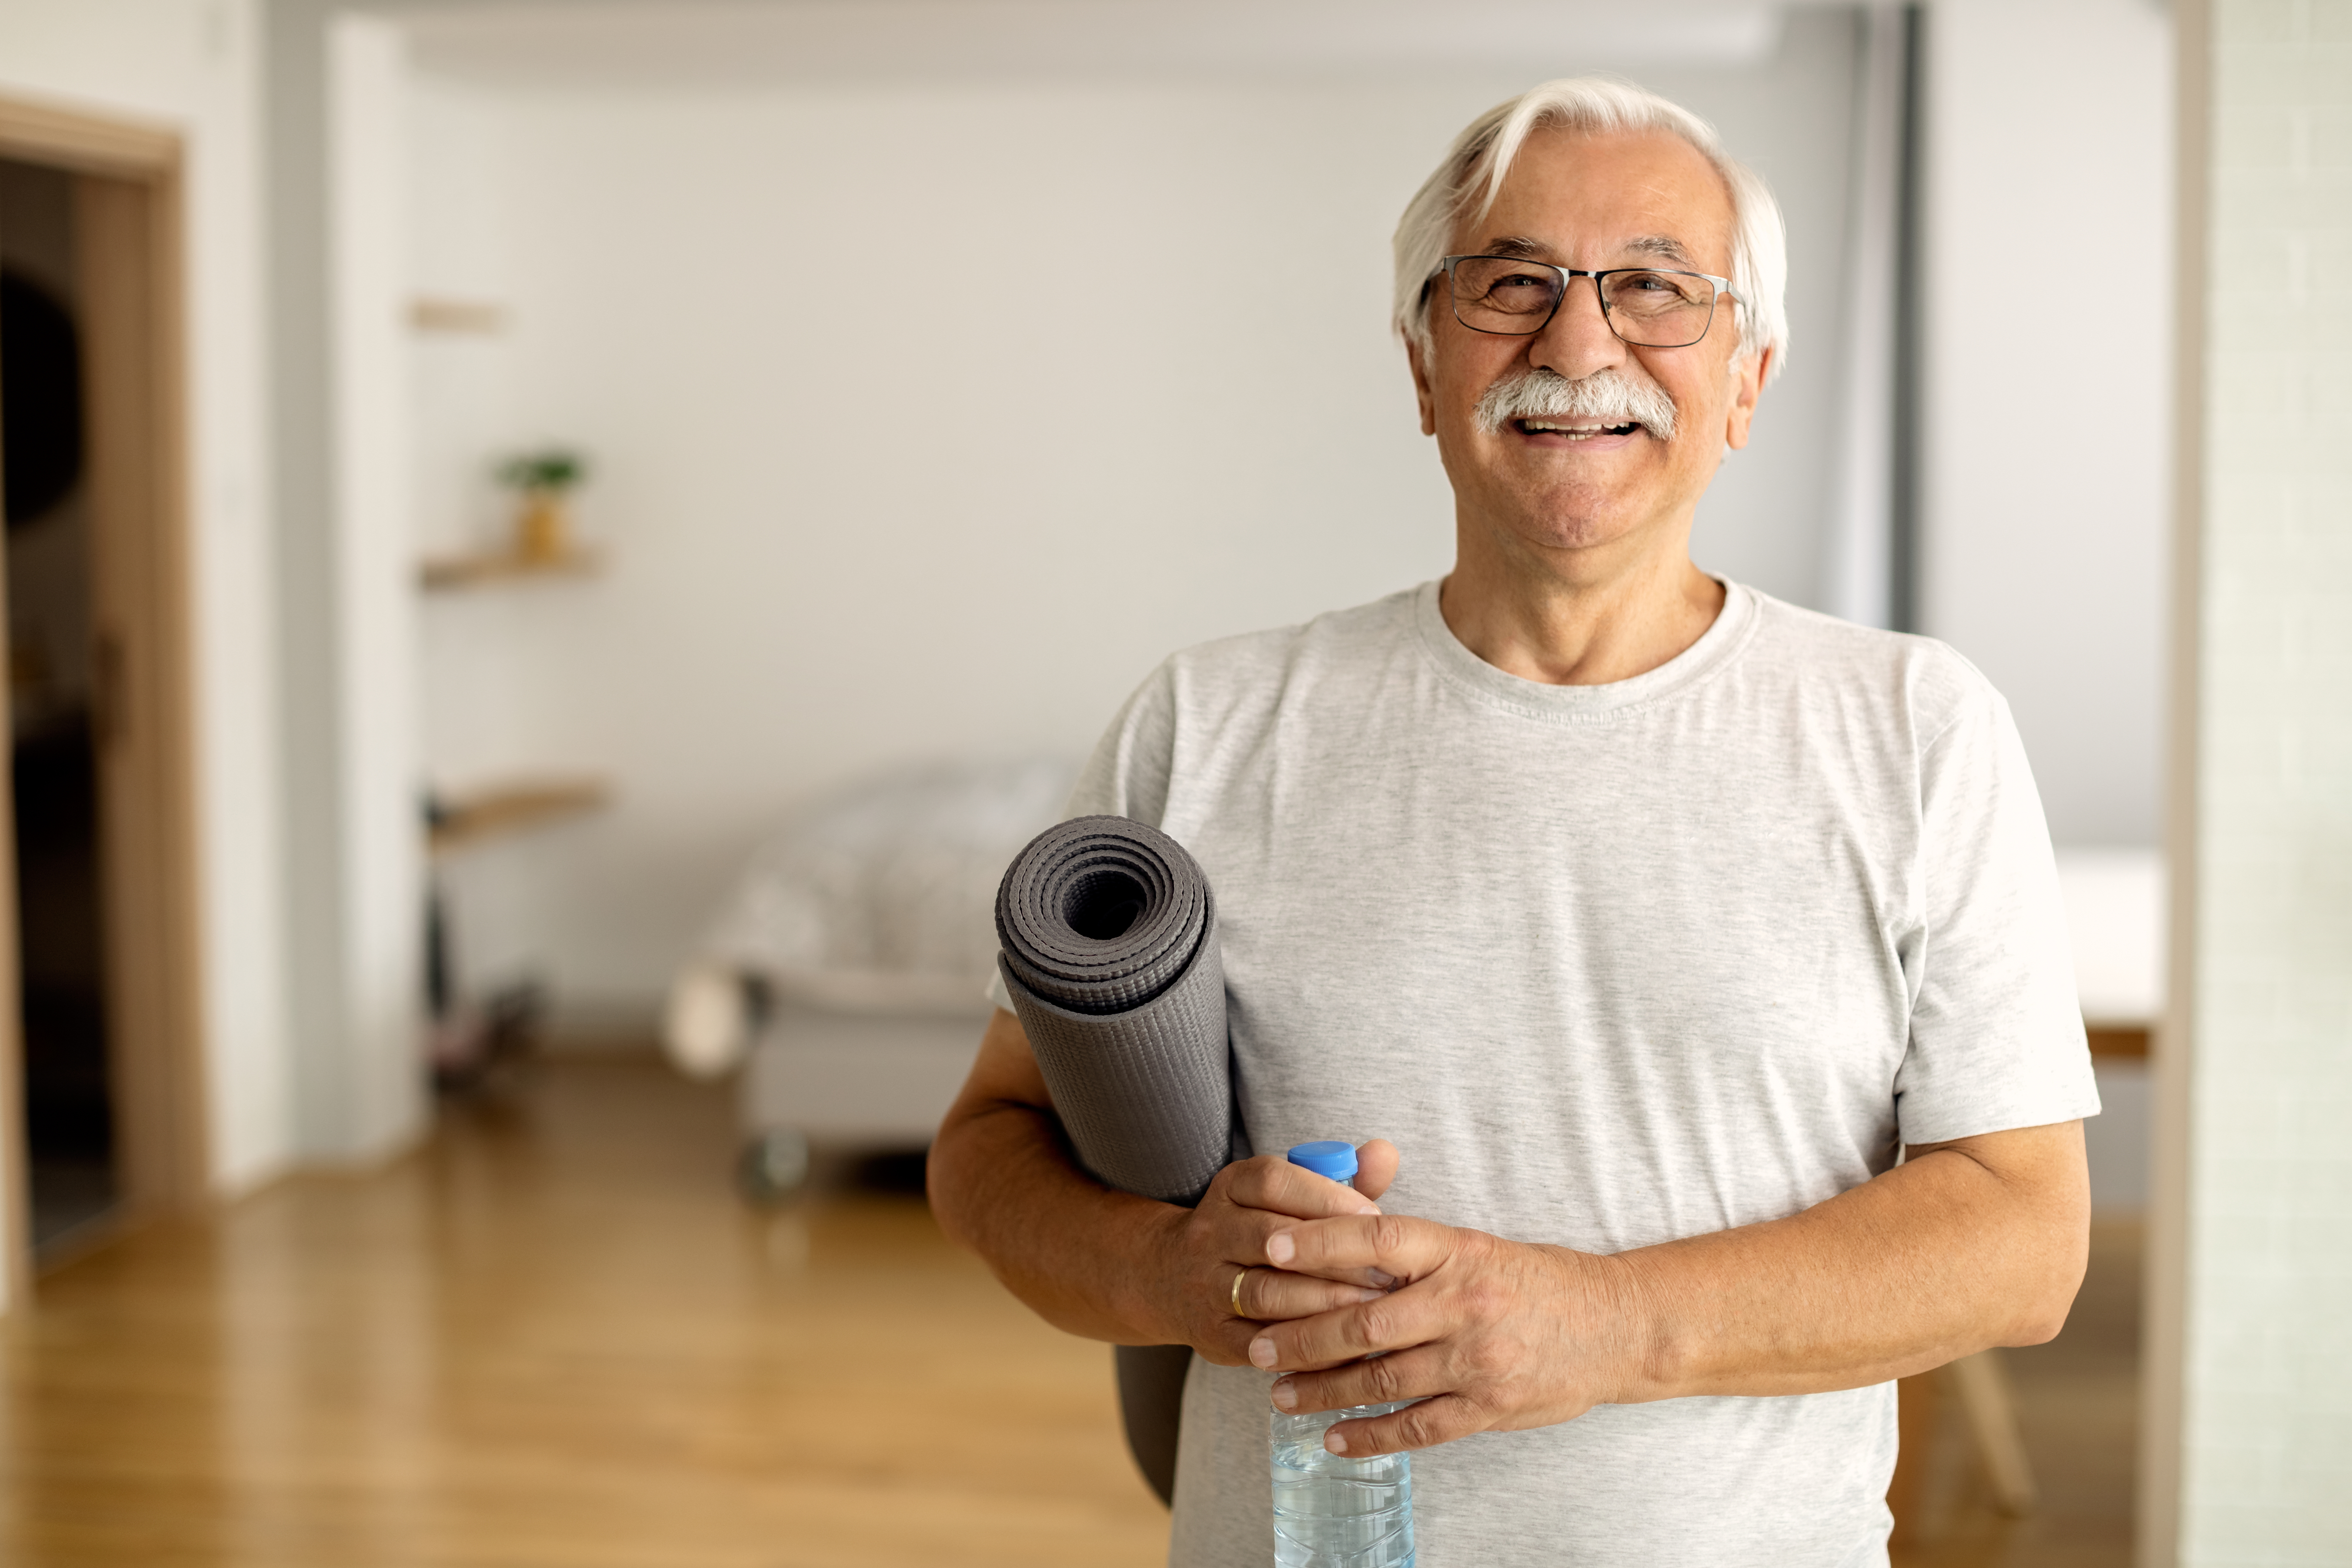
[995,815,1234,1506]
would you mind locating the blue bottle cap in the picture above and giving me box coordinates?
[1287,1140,1359,1182]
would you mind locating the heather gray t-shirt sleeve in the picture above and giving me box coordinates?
[1069,662,1177,825]
[1893,683,2094,1145]
[982,668,1177,1015]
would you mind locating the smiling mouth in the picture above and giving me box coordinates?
[1514,418,1644,440]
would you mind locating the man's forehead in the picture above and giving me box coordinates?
[1461,129,1734,267]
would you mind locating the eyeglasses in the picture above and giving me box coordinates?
[1431,254,1734,348]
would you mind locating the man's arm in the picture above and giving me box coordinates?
[1252,1120,2090,1456]
[926,1008,1402,1363]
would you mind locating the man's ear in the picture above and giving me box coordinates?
[1723,344,1772,450]
[1406,334,1439,437]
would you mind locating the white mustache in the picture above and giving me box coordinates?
[1473,366,1678,441]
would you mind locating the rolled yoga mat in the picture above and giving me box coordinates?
[995,815,1234,1506]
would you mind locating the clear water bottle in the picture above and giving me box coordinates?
[1270,1140,1415,1568]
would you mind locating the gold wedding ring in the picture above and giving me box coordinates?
[1231,1266,1249,1317]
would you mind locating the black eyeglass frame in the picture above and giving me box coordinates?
[1430,254,1738,349]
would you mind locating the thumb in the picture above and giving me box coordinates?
[1351,1139,1400,1202]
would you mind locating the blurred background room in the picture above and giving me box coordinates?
[0,0,2341,1565]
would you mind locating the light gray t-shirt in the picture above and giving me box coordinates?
[1017,579,2098,1568]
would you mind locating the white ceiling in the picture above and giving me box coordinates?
[392,0,1789,88]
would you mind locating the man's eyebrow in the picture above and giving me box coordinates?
[1623,235,1699,265]
[1471,234,1703,266]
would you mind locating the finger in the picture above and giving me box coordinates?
[1208,1204,1395,1289]
[1351,1139,1400,1202]
[1326,1392,1485,1457]
[1235,1266,1386,1323]
[1271,1342,1449,1416]
[1224,1157,1382,1222]
[1248,1282,1441,1372]
[1188,1191,1393,1289]
[1264,1213,1453,1284]
[1196,1312,1264,1367]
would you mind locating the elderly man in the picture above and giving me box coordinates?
[929,77,2095,1565]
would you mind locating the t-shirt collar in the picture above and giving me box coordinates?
[1410,573,1758,723]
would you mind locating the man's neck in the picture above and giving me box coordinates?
[1438,520,1726,688]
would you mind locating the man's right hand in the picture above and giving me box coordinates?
[1148,1144,1402,1366]
[928,1007,1404,1361]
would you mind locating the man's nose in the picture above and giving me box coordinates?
[1529,274,1626,381]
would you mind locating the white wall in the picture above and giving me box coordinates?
[399,13,1871,1028]
[0,0,291,1225]
[1921,0,2174,847]
[2152,0,2352,1559]
[325,14,426,1158]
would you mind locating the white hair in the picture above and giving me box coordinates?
[1393,77,1788,380]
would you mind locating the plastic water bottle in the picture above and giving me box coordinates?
[1270,1140,1415,1568]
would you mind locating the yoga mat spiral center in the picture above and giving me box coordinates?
[995,817,1211,1017]
[1065,869,1146,940]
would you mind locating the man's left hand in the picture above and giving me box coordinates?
[1248,1123,2093,1458]
[1248,1216,1649,1457]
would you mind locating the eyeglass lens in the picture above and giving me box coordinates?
[1449,257,1717,347]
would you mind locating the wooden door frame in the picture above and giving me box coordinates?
[0,92,207,1305]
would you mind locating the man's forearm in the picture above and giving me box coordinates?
[929,1092,1180,1345]
[1610,1124,2090,1400]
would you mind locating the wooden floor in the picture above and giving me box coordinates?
[0,1055,2137,1567]
[1893,1219,2142,1568]
[0,1056,1168,1567]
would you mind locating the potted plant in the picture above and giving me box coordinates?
[496,447,588,562]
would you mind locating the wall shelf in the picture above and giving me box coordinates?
[2086,1024,2150,1059]
[427,777,610,858]
[410,296,508,335]
[419,546,602,591]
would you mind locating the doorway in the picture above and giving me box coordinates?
[1,157,115,1255]
[0,95,207,1301]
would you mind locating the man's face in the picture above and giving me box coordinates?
[1409,128,1770,565]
